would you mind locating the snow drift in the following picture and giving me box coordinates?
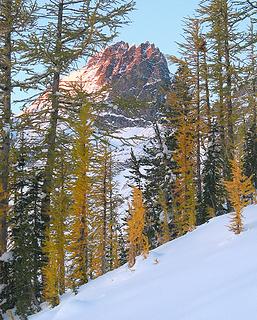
[29,204,257,320]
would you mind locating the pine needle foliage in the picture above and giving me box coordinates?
[169,63,197,236]
[173,115,197,235]
[224,158,255,234]
[67,102,94,291]
[127,187,149,268]
[158,190,170,244]
[42,232,60,307]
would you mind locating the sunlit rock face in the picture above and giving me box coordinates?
[29,41,171,127]
[87,41,171,103]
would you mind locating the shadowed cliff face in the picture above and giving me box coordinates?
[86,41,171,103]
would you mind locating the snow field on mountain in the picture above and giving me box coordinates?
[29,204,257,320]
[112,126,154,199]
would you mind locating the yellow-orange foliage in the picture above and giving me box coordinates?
[0,182,8,253]
[127,187,149,268]
[68,103,94,290]
[174,115,196,235]
[0,183,5,216]
[42,146,70,305]
[0,182,8,214]
[54,190,67,295]
[42,232,60,307]
[0,183,4,200]
[224,158,255,234]
[110,231,120,270]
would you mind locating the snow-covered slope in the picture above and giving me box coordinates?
[29,205,257,320]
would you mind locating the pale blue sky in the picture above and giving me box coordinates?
[117,0,200,56]
[14,1,200,112]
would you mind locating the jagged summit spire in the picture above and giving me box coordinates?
[70,40,171,99]
[30,41,170,113]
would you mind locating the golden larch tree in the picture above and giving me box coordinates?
[167,61,197,236]
[127,187,149,268]
[174,115,197,235]
[42,232,59,307]
[224,158,255,234]
[67,103,94,290]
[42,143,70,305]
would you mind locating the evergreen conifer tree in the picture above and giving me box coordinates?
[201,122,227,223]
[22,0,135,244]
[243,22,257,190]
[158,190,170,244]
[141,122,174,247]
[167,62,197,235]
[0,4,37,312]
[198,0,243,179]
[7,131,42,319]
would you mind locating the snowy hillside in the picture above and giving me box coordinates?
[29,205,257,320]
[112,125,154,201]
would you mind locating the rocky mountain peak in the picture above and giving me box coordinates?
[64,41,170,102]
[30,41,170,124]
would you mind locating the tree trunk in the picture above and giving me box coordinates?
[202,49,211,136]
[223,1,234,160]
[250,22,257,188]
[101,153,108,274]
[0,0,12,258]
[41,0,64,234]
[109,180,114,270]
[196,44,202,204]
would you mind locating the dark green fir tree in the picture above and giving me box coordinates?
[141,123,175,247]
[5,132,42,319]
[200,122,227,224]
[244,124,257,190]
